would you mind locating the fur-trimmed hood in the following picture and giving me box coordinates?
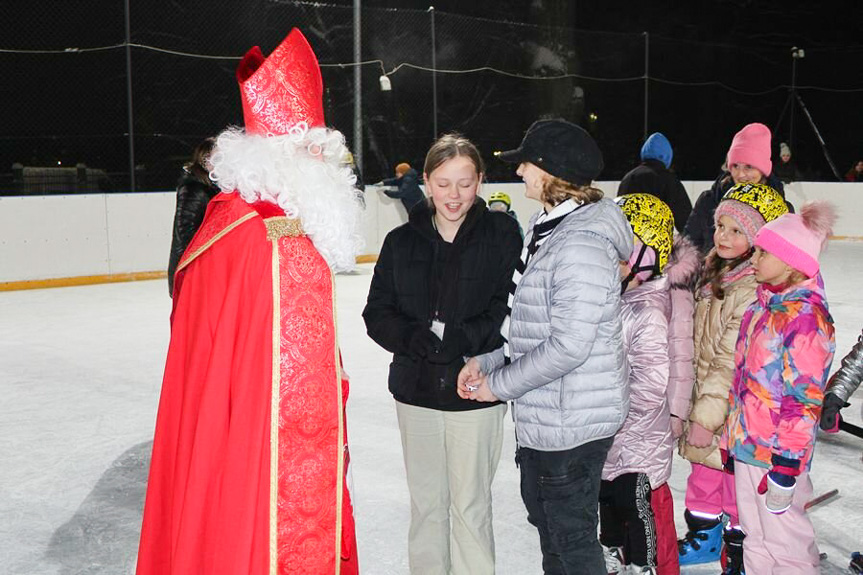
[666,235,701,290]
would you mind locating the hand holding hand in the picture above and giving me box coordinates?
[457,357,483,398]
[686,421,715,448]
[468,375,499,402]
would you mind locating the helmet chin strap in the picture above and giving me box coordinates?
[620,242,660,294]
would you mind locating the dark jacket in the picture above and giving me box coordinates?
[167,174,220,295]
[382,168,425,214]
[683,172,789,255]
[617,159,693,233]
[363,198,522,411]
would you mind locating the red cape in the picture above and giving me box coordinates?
[137,193,357,574]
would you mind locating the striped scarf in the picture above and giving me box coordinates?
[501,199,583,364]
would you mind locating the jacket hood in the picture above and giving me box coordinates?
[622,273,668,304]
[756,274,828,311]
[553,197,634,262]
[666,235,701,289]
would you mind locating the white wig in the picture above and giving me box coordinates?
[208,123,364,273]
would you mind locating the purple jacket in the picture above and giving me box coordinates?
[603,238,700,487]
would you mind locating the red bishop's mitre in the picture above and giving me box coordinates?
[236,28,325,135]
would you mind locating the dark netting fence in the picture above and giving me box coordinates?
[2,0,860,194]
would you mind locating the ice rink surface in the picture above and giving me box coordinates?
[2,241,862,574]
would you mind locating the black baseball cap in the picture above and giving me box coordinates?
[498,119,604,185]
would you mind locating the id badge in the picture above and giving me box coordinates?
[430,319,445,340]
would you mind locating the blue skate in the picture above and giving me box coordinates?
[677,509,723,565]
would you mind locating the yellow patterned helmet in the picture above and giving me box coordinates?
[614,193,674,273]
[716,182,789,246]
[488,191,511,209]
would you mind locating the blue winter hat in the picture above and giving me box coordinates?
[640,132,673,169]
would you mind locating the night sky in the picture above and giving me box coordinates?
[3,0,861,189]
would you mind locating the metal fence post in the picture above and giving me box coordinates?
[124,0,135,192]
[429,6,437,140]
[353,0,363,173]
[643,31,649,141]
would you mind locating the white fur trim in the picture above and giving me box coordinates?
[209,125,364,272]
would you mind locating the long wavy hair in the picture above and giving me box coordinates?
[697,246,753,300]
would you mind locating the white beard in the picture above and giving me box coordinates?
[208,124,364,273]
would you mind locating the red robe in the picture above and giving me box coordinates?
[137,192,358,574]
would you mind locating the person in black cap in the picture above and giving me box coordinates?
[457,119,634,575]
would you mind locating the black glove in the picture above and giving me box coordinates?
[428,327,469,365]
[407,329,442,360]
[820,392,849,432]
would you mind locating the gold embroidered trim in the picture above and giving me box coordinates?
[269,242,281,575]
[176,212,257,274]
[332,268,344,575]
[264,216,304,240]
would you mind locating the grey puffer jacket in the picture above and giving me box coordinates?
[826,329,863,402]
[477,198,634,451]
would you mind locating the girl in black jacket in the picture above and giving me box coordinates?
[363,134,522,574]
[167,138,220,296]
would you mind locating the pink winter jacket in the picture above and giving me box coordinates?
[603,238,700,487]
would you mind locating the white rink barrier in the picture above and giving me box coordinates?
[1,181,861,285]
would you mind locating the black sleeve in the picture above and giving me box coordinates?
[167,183,213,295]
[455,216,523,356]
[362,233,420,355]
[683,189,716,255]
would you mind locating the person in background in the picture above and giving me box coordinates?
[600,194,700,575]
[166,137,219,296]
[820,328,863,431]
[774,142,803,183]
[845,160,863,182]
[722,201,836,574]
[379,162,425,214]
[617,132,692,233]
[487,190,523,237]
[684,123,790,254]
[363,134,522,575]
[678,183,789,574]
[457,119,633,575]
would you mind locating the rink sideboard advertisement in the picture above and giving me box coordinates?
[1,181,861,288]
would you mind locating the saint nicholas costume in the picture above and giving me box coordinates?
[136,29,363,575]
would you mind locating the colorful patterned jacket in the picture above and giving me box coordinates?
[723,276,835,471]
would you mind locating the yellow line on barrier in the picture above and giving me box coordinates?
[1,255,381,292]
[0,271,168,292]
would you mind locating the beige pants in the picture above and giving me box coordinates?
[395,401,506,575]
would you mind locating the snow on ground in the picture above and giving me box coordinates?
[1,242,861,574]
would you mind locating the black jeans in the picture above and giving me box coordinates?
[517,437,614,575]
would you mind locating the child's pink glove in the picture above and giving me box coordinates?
[686,421,714,448]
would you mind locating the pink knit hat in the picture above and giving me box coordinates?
[754,201,837,277]
[726,123,773,178]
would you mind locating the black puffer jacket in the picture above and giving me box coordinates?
[167,174,220,295]
[363,198,522,411]
[683,172,790,254]
[617,159,692,233]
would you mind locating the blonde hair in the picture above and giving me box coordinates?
[541,175,603,206]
